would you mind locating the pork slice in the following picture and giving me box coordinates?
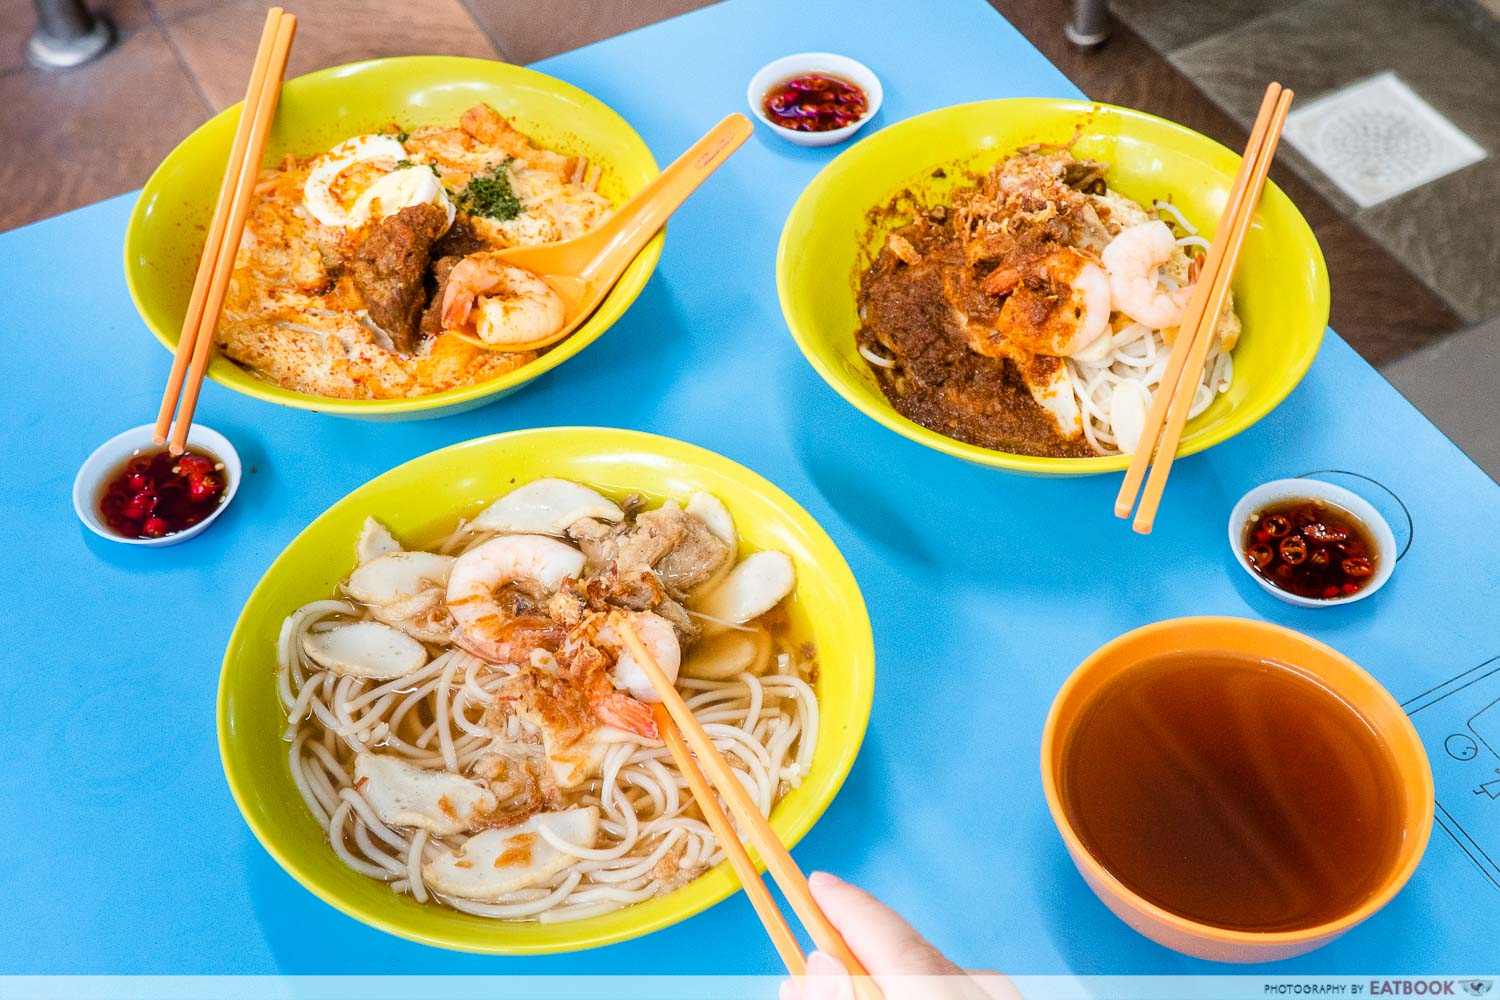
[351,202,449,353]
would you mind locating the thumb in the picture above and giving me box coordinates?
[808,871,965,979]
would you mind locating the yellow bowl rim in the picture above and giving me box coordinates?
[216,425,876,953]
[775,97,1330,476]
[124,55,664,418]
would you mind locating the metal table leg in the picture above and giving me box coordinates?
[27,0,113,70]
[1065,0,1112,48]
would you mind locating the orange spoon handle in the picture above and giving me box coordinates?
[582,113,752,282]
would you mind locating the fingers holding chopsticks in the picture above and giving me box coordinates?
[778,872,1009,1000]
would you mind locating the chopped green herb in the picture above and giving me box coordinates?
[456,160,521,221]
[394,158,414,169]
[395,130,409,143]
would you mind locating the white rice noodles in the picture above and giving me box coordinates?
[1067,320,1232,455]
[277,563,816,924]
[1068,203,1232,455]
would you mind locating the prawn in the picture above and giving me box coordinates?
[990,247,1111,357]
[445,535,583,663]
[1101,220,1192,330]
[439,251,566,348]
[596,610,682,704]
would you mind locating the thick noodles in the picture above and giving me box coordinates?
[276,516,817,923]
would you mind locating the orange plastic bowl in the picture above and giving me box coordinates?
[1041,617,1433,962]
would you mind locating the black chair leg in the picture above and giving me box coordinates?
[27,0,113,69]
[1065,0,1112,48]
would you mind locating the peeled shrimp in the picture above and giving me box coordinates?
[445,534,584,663]
[991,247,1111,357]
[1101,221,1191,330]
[440,251,566,347]
[597,610,681,704]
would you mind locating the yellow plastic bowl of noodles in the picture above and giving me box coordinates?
[218,427,875,953]
[124,57,662,420]
[777,98,1330,476]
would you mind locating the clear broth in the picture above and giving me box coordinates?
[1059,651,1405,932]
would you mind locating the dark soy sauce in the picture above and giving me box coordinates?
[1060,652,1405,932]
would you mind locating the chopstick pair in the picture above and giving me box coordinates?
[152,7,297,454]
[616,619,881,999]
[1114,81,1294,534]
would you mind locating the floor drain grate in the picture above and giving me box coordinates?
[1284,72,1486,209]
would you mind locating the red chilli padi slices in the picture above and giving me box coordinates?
[762,73,867,132]
[1242,498,1378,600]
[97,448,228,539]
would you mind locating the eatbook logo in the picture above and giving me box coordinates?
[1461,982,1492,997]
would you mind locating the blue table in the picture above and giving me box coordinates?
[4,0,1498,979]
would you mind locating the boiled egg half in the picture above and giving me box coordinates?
[302,134,454,230]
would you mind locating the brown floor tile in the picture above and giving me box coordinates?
[1110,0,1281,53]
[1,0,153,74]
[146,0,227,23]
[0,26,210,231]
[464,0,716,64]
[987,0,1465,365]
[162,0,498,110]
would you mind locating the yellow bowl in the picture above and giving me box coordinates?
[776,98,1330,475]
[125,56,662,420]
[217,427,875,953]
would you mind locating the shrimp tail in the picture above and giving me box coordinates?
[595,692,658,739]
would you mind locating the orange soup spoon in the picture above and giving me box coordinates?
[457,113,752,352]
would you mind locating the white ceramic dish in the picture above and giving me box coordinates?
[746,52,882,147]
[73,423,241,546]
[1227,477,1396,607]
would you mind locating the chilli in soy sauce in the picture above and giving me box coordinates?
[761,73,868,132]
[1242,498,1378,599]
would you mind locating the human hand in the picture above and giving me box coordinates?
[778,871,1018,1000]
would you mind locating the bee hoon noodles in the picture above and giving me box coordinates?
[277,478,817,923]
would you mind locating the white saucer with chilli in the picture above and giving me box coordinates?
[747,52,882,147]
[73,423,240,546]
[1228,477,1396,607]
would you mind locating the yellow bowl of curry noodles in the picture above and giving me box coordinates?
[125,56,662,420]
[777,98,1329,475]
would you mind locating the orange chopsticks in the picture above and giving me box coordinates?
[1115,81,1293,533]
[152,7,297,454]
[620,620,881,999]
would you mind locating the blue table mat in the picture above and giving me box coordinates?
[2,0,1498,977]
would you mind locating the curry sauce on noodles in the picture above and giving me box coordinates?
[220,104,611,399]
[856,146,1241,457]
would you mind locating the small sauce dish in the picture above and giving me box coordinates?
[1228,478,1396,608]
[747,52,882,147]
[73,423,241,546]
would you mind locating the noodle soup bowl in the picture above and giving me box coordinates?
[218,427,874,953]
[777,98,1330,475]
[125,56,662,421]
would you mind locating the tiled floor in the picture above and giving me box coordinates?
[0,0,719,230]
[1115,0,1500,325]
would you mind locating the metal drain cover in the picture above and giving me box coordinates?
[1285,72,1486,208]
